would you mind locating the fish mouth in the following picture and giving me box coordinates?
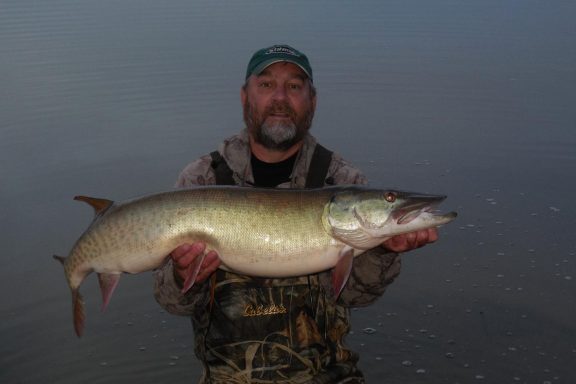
[396,206,433,224]
[392,193,451,224]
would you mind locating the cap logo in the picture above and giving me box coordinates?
[265,46,300,57]
[246,44,312,81]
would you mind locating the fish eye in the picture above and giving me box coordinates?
[384,191,396,203]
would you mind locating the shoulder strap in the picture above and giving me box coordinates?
[305,144,334,188]
[210,145,333,188]
[210,151,236,185]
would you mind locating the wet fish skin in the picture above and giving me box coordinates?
[54,185,456,336]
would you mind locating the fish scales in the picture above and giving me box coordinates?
[75,188,338,278]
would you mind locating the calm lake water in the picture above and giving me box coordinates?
[1,1,575,383]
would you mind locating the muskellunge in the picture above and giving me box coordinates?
[54,185,457,336]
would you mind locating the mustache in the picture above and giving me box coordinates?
[263,101,296,118]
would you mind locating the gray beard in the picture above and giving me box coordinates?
[257,119,299,151]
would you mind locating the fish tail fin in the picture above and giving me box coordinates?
[54,255,87,337]
[72,289,86,337]
[97,273,121,312]
[54,255,86,337]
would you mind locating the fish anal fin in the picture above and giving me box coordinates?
[97,273,121,312]
[72,289,85,338]
[181,252,206,294]
[331,247,355,299]
[74,196,114,215]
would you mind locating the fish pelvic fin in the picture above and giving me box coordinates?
[331,247,355,300]
[72,289,86,337]
[180,252,206,294]
[97,273,121,312]
[74,195,114,216]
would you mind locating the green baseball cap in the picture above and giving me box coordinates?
[245,44,313,82]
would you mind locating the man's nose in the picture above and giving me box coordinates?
[272,85,288,101]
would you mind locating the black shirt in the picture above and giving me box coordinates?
[251,152,297,188]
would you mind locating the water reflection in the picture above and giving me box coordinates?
[1,0,575,383]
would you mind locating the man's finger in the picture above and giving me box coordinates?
[428,228,439,243]
[173,242,206,268]
[171,243,192,261]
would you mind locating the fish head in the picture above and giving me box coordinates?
[324,187,457,249]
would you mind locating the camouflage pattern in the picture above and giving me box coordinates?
[154,130,401,383]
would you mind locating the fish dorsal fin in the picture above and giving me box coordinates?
[74,195,114,215]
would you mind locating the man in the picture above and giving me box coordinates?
[154,44,437,383]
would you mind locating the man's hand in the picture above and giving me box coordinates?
[381,228,439,253]
[170,242,221,287]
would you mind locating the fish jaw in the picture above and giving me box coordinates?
[365,194,458,238]
[373,210,457,238]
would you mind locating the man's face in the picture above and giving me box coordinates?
[242,62,316,151]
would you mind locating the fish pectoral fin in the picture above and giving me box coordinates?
[181,252,206,294]
[331,247,355,299]
[74,195,114,216]
[97,273,121,312]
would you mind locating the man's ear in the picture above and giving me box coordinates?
[240,84,247,107]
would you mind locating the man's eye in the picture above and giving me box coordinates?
[259,81,272,88]
[288,83,302,90]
